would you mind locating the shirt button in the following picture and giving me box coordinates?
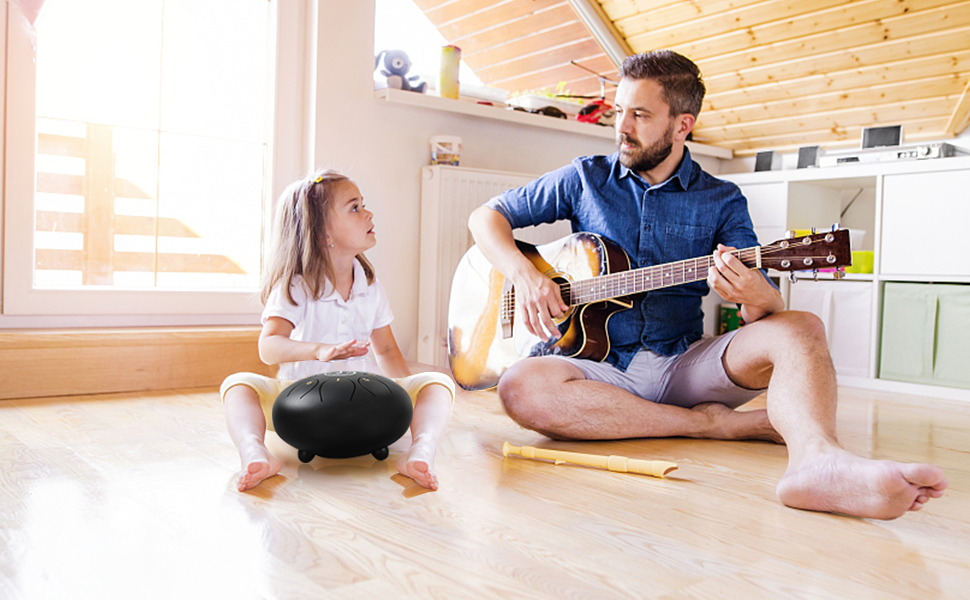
[643,224,651,231]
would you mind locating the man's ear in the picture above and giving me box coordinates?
[674,113,695,142]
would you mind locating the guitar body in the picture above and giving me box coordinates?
[446,227,851,392]
[447,233,634,391]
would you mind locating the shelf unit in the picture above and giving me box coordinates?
[721,156,970,401]
[374,88,733,159]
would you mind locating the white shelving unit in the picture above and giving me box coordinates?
[374,88,733,159]
[721,155,970,401]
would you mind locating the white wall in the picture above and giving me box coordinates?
[313,1,616,358]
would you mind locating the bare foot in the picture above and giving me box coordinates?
[777,446,948,520]
[236,437,282,492]
[395,437,439,491]
[691,402,785,444]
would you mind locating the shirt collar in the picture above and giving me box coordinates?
[615,146,695,191]
[321,258,368,302]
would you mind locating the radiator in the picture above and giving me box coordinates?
[417,165,571,368]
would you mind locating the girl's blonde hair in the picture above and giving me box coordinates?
[260,169,375,306]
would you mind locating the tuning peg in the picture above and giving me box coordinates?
[785,230,796,239]
[833,268,846,280]
[813,269,819,281]
[788,272,797,284]
[831,222,841,232]
[811,227,817,235]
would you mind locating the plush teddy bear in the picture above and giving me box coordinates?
[375,49,427,94]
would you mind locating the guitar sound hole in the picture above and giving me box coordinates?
[553,277,571,305]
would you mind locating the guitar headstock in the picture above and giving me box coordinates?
[761,228,852,272]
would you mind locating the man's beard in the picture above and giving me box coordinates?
[617,122,675,173]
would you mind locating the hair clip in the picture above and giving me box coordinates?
[313,175,324,184]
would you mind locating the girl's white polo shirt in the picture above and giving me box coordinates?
[261,259,394,380]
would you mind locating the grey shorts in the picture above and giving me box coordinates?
[556,329,764,409]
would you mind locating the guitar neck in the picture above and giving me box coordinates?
[565,246,761,306]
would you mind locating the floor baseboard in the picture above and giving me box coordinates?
[0,326,274,400]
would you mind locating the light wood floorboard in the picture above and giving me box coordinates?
[1,379,968,599]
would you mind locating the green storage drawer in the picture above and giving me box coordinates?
[880,283,970,389]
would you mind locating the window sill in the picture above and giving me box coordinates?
[374,88,732,159]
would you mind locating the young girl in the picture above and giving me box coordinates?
[221,169,454,492]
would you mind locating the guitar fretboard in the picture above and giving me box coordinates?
[564,247,761,306]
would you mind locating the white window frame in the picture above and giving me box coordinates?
[1,0,312,322]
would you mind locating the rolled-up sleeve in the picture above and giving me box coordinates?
[483,163,581,230]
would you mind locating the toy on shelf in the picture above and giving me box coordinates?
[554,60,618,126]
[502,441,678,478]
[273,371,414,463]
[375,49,427,94]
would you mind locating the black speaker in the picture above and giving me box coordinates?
[755,151,781,172]
[797,145,822,169]
[861,125,902,149]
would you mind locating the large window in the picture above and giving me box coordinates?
[3,0,287,318]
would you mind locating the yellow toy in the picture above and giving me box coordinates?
[502,442,678,478]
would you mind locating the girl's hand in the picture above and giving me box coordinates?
[315,339,371,362]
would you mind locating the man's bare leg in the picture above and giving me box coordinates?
[723,311,947,519]
[224,385,282,491]
[498,359,779,443]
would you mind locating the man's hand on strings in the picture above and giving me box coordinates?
[708,244,783,322]
[513,266,568,342]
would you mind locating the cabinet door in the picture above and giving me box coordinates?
[788,281,872,378]
[881,169,970,277]
[932,285,970,388]
[740,182,786,245]
[880,283,970,389]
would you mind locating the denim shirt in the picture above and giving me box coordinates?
[485,148,764,371]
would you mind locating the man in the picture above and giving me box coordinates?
[467,49,947,520]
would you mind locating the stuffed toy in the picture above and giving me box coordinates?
[375,49,427,94]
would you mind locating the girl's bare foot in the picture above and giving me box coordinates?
[691,402,785,444]
[236,436,282,491]
[777,446,947,520]
[395,436,439,491]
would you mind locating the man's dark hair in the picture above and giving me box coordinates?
[619,50,706,118]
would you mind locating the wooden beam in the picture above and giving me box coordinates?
[566,0,633,67]
[609,0,763,38]
[600,0,683,23]
[693,3,970,78]
[945,75,970,135]
[704,50,970,111]
[696,96,954,141]
[464,22,591,67]
[456,4,577,54]
[629,0,956,58]
[488,55,617,95]
[478,39,603,84]
[701,73,969,128]
[625,0,844,49]
[703,26,970,91]
[429,0,564,42]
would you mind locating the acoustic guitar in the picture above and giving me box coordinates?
[447,229,851,391]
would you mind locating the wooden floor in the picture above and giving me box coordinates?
[1,379,968,599]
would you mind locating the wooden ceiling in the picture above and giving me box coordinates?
[411,0,970,156]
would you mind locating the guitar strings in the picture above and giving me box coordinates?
[502,239,843,311]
